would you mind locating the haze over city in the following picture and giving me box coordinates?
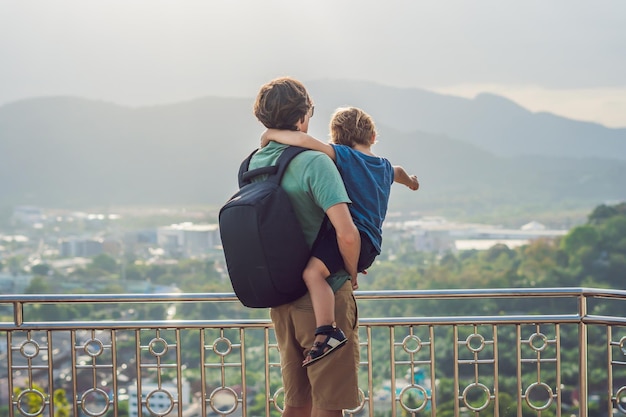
[1,0,625,127]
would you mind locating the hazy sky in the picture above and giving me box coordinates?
[1,0,625,127]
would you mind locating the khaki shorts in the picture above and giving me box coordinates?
[270,280,360,410]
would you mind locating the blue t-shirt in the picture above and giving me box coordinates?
[332,144,394,253]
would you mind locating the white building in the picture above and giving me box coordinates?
[157,223,220,257]
[454,221,568,251]
[384,217,569,253]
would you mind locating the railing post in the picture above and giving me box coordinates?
[14,301,23,327]
[578,294,588,417]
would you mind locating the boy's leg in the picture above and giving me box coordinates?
[301,257,348,366]
[302,257,333,329]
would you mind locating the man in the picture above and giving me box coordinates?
[251,77,361,416]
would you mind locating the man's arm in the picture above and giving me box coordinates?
[261,129,336,160]
[325,203,360,288]
[393,166,420,190]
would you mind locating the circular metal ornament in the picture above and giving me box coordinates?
[84,339,104,357]
[615,386,626,414]
[462,382,491,412]
[20,340,40,359]
[399,384,429,413]
[212,337,233,356]
[16,389,46,417]
[145,389,175,416]
[524,382,554,411]
[465,333,486,353]
[528,332,548,352]
[344,388,366,414]
[272,387,285,413]
[619,336,626,356]
[209,386,238,415]
[148,337,169,357]
[80,388,110,417]
[402,335,423,354]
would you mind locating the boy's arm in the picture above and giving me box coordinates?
[261,129,336,160]
[393,166,420,190]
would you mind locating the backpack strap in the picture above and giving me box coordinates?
[237,149,259,188]
[273,146,308,183]
[239,146,308,187]
[238,145,330,249]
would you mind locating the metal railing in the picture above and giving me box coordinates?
[1,287,626,416]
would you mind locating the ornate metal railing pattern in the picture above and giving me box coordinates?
[1,287,626,417]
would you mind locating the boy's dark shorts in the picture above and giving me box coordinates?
[311,225,379,273]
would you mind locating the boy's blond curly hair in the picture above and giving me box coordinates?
[329,107,376,147]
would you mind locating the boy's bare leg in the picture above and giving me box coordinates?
[302,257,334,334]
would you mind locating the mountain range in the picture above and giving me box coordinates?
[1,79,625,226]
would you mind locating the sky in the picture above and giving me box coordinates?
[1,0,625,127]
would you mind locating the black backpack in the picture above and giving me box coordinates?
[219,146,311,308]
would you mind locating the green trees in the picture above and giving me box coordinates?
[13,383,70,417]
[364,202,626,296]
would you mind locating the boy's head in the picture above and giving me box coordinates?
[329,107,377,147]
[253,77,314,131]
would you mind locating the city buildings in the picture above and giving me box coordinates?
[1,206,570,295]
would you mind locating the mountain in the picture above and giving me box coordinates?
[0,80,625,224]
[0,96,256,207]
[306,79,626,160]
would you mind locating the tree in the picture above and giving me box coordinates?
[31,263,51,276]
[25,276,51,294]
[588,202,626,225]
[13,383,70,417]
[89,254,118,274]
[560,225,600,255]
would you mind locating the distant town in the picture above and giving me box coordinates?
[0,205,570,296]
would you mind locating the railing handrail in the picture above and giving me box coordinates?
[2,287,625,416]
[2,286,626,304]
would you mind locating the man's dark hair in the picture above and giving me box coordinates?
[253,77,313,130]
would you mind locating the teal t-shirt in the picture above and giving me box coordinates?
[249,142,352,292]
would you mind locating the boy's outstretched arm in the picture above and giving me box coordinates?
[393,166,420,190]
[261,129,336,160]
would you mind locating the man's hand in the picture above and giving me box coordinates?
[352,269,368,290]
[326,203,360,282]
[351,277,359,290]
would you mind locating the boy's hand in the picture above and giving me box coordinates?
[260,130,271,147]
[407,175,420,191]
[260,128,284,147]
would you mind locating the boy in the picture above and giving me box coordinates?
[262,106,419,366]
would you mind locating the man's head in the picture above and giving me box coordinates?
[329,107,377,147]
[253,77,314,132]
